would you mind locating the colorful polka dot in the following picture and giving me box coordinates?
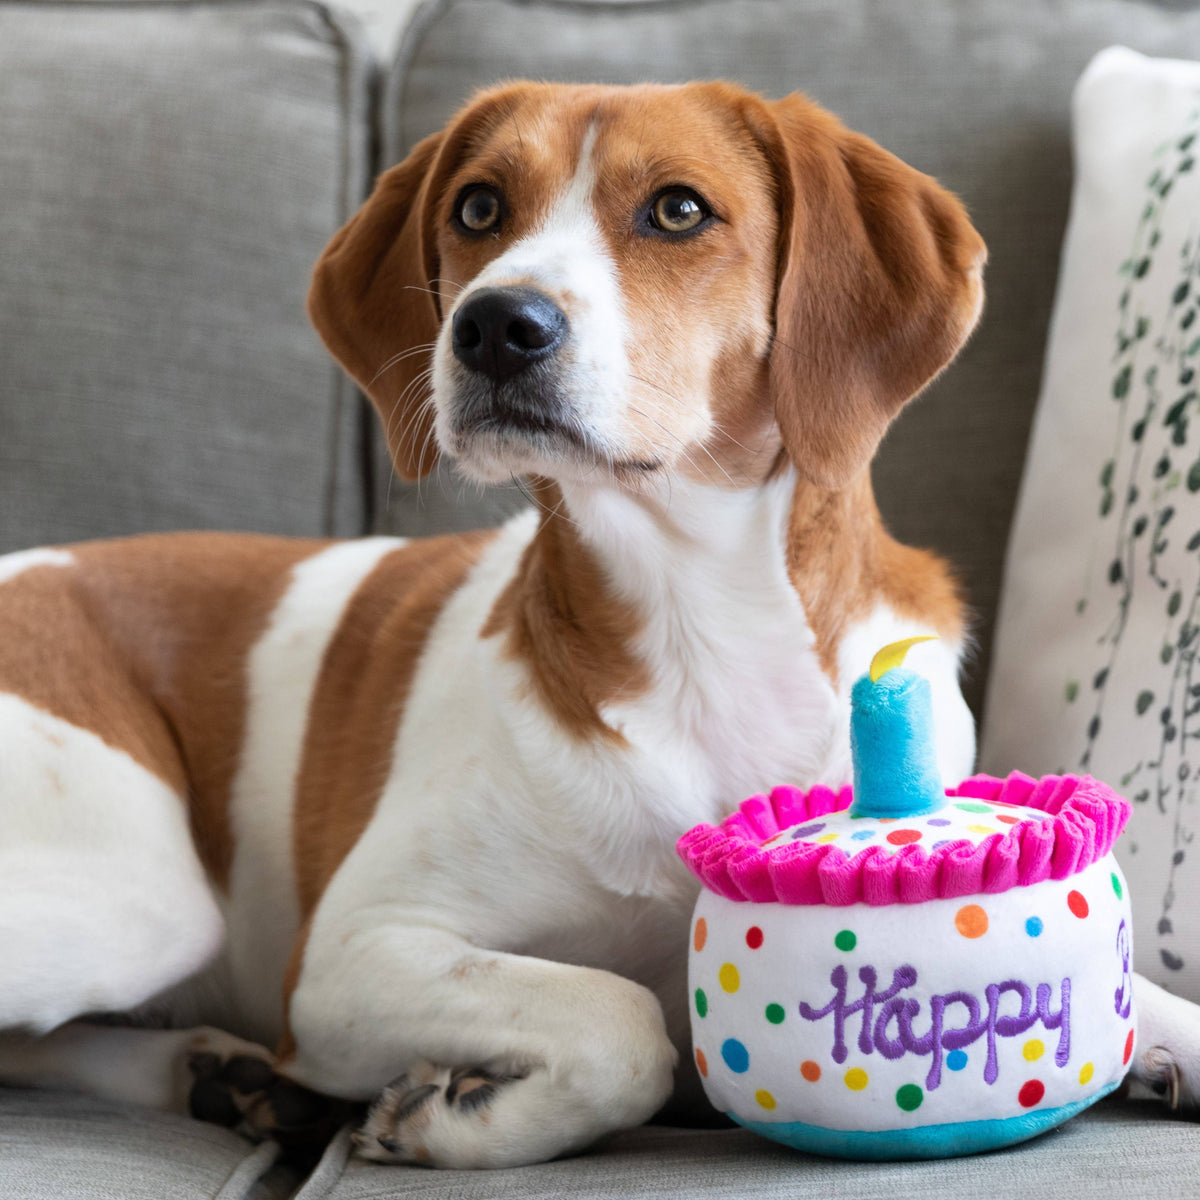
[886,828,923,846]
[834,929,857,952]
[721,1038,749,1073]
[790,822,825,838]
[955,904,989,938]
[693,918,707,952]
[946,1050,968,1072]
[927,817,952,827]
[800,1060,821,1082]
[694,988,707,1018]
[1025,916,1044,938]
[955,802,992,814]
[745,926,764,950]
[895,1084,923,1112]
[695,1048,708,1077]
[1023,1039,1045,1062]
[877,818,897,824]
[765,1003,786,1025]
[967,824,997,835]
[718,963,740,993]
[1018,1080,1045,1108]
[815,832,841,843]
[755,1089,777,1110]
[996,814,1021,825]
[844,1068,869,1091]
[1112,872,1123,899]
[1124,1029,1135,1065]
[851,829,876,840]
[1068,890,1090,919]
[1079,1062,1095,1086]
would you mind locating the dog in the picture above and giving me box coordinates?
[1,81,1197,1170]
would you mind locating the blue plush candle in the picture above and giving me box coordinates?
[849,638,946,819]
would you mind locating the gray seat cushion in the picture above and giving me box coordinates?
[380,0,1200,716]
[298,1098,1200,1199]
[0,0,374,551]
[0,1088,298,1200]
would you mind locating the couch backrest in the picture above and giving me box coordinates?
[379,0,1200,716]
[0,0,374,549]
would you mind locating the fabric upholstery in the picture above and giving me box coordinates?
[297,1099,1200,1199]
[0,0,374,552]
[0,1089,298,1200]
[379,0,1200,717]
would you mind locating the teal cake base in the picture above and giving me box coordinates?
[731,1080,1119,1160]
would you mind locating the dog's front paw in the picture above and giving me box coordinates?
[353,1062,524,1166]
[1128,975,1200,1113]
[184,1031,355,1166]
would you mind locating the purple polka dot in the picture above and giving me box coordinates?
[932,839,955,849]
[927,818,952,827]
[790,823,825,839]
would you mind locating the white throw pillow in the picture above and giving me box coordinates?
[983,46,1200,1000]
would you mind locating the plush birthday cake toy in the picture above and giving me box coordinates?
[677,638,1136,1160]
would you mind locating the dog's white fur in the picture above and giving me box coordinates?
[1,95,1199,1171]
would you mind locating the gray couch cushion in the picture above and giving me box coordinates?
[298,1099,1200,1199]
[0,1088,298,1200]
[379,0,1200,716]
[0,0,374,551]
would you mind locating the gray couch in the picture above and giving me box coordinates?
[3,0,1200,1195]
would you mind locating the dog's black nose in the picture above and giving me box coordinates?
[451,287,567,383]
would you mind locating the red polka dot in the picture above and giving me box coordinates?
[1124,1029,1135,1065]
[800,1060,821,1082]
[996,814,1021,825]
[886,828,923,846]
[745,926,764,950]
[693,918,707,952]
[1067,890,1090,919]
[1018,1080,1045,1108]
[696,1048,708,1077]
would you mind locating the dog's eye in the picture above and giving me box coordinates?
[457,187,502,233]
[649,189,709,234]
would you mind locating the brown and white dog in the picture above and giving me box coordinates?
[0,82,1197,1170]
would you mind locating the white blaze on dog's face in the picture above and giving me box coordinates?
[308,81,985,494]
[427,91,779,485]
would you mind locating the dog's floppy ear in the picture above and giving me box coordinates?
[760,95,986,488]
[308,131,445,481]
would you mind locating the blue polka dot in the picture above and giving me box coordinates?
[947,1050,968,1071]
[721,1038,750,1073]
[1026,917,1044,938]
[851,829,877,841]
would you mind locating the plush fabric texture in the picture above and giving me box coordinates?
[677,774,1131,906]
[0,0,374,551]
[382,0,1200,719]
[983,47,1200,1002]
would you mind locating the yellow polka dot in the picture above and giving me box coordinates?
[844,1068,869,1091]
[1079,1062,1095,1085]
[967,824,997,835]
[718,962,740,993]
[815,832,840,843]
[755,1089,777,1110]
[1023,1039,1044,1062]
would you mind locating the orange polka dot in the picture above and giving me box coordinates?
[955,904,989,938]
[695,1048,708,1077]
[800,1060,822,1082]
[693,917,707,952]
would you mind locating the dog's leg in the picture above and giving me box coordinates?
[1127,973,1200,1111]
[284,928,678,1169]
[0,1022,352,1152]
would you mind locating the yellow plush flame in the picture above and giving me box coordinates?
[868,636,938,683]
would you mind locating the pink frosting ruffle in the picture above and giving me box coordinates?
[675,772,1131,906]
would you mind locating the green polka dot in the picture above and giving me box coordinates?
[695,988,707,1018]
[834,929,857,952]
[1112,872,1123,899]
[954,802,992,814]
[896,1084,924,1112]
[765,1003,786,1024]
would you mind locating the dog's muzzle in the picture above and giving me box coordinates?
[450,287,568,384]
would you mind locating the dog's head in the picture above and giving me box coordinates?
[309,82,984,491]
